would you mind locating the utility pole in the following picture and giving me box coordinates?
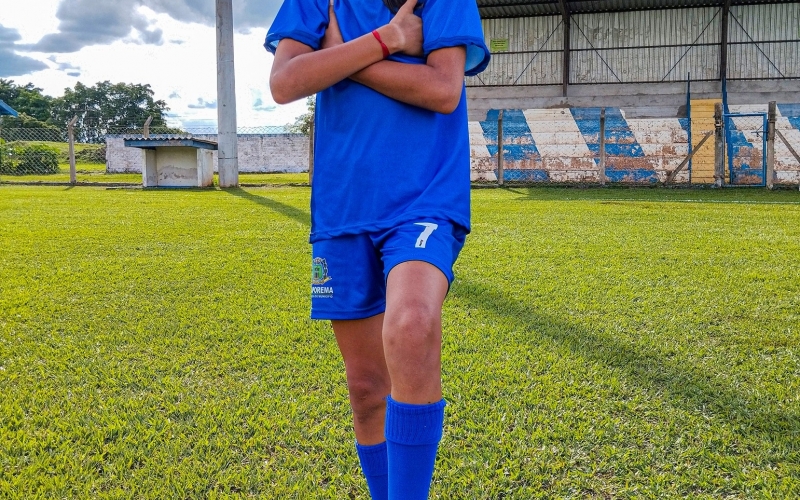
[216,0,239,187]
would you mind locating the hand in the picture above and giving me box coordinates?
[387,0,423,56]
[321,1,344,49]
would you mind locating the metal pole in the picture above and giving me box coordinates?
[687,72,693,183]
[216,0,238,187]
[68,116,78,185]
[599,108,606,186]
[308,116,314,186]
[714,102,725,187]
[766,101,776,190]
[559,0,570,98]
[720,0,730,83]
[497,110,504,186]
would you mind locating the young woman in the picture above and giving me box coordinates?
[266,0,488,498]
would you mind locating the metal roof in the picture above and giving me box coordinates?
[0,99,18,117]
[477,0,798,18]
[123,136,218,150]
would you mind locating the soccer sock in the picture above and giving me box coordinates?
[356,440,389,500]
[384,395,446,500]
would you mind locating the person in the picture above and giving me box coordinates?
[265,0,489,497]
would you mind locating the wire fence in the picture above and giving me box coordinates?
[725,113,768,186]
[1,111,799,186]
[0,125,297,184]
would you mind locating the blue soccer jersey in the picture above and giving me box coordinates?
[266,0,490,242]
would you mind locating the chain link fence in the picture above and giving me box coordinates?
[1,127,79,178]
[2,111,799,186]
[480,105,800,187]
[724,113,768,186]
[0,125,294,184]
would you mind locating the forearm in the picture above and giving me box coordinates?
[350,60,463,114]
[270,30,390,104]
[349,46,466,114]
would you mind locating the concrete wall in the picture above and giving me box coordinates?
[106,104,800,186]
[469,103,800,185]
[106,133,309,174]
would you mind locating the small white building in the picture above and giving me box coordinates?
[123,135,217,188]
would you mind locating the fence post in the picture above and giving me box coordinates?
[143,116,153,139]
[714,103,724,187]
[766,101,776,190]
[497,109,504,186]
[599,108,607,186]
[308,117,314,186]
[68,116,78,185]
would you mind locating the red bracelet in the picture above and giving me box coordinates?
[372,30,390,59]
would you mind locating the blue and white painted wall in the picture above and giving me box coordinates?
[726,104,800,185]
[470,104,800,185]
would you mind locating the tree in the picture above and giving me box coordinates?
[0,113,63,142]
[287,95,315,136]
[0,112,59,129]
[0,79,54,124]
[50,81,172,143]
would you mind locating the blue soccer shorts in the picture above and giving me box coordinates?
[310,219,468,320]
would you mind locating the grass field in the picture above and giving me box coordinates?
[0,165,308,186]
[1,185,798,499]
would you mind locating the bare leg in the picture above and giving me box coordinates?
[382,261,449,404]
[332,314,391,445]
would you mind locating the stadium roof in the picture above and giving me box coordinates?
[0,99,18,117]
[477,0,796,18]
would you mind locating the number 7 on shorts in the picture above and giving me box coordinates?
[414,222,439,248]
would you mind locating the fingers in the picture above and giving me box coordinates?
[322,0,343,48]
[398,0,417,14]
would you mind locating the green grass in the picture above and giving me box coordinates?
[0,168,309,186]
[1,186,798,499]
[238,172,309,185]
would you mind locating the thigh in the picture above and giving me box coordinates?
[332,314,389,379]
[375,219,468,287]
[310,233,386,320]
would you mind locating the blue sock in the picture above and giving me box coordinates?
[385,396,446,500]
[356,440,388,500]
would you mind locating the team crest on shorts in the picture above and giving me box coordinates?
[311,257,334,298]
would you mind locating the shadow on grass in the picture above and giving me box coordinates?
[504,186,800,204]
[223,187,310,227]
[450,276,799,444]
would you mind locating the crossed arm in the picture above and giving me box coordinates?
[269,0,467,114]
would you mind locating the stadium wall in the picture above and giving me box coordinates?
[106,134,308,174]
[469,103,800,185]
[104,109,800,186]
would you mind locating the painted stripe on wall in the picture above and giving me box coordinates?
[523,109,597,182]
[775,104,800,176]
[468,104,800,184]
[570,108,646,160]
[777,103,800,132]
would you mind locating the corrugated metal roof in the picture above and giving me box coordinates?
[477,0,798,18]
[122,136,219,150]
[121,134,196,140]
[0,99,18,117]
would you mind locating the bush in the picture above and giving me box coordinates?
[75,145,106,163]
[0,143,60,175]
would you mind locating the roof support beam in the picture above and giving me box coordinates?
[559,0,570,97]
[720,0,730,82]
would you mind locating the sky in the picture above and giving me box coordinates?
[0,0,308,130]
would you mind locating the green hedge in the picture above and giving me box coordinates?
[0,142,60,175]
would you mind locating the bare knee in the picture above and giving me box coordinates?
[346,372,390,423]
[384,300,442,352]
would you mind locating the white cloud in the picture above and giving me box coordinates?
[0,0,306,129]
